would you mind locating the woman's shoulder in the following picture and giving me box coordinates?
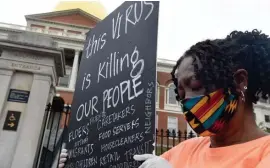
[161,137,209,159]
[254,134,270,154]
[175,137,209,150]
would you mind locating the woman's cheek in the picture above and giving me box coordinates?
[178,89,185,99]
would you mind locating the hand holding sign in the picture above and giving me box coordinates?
[134,154,173,168]
[58,149,68,168]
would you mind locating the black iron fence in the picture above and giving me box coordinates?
[36,96,196,166]
[35,96,71,168]
[155,129,197,155]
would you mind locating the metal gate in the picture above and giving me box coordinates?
[35,96,71,168]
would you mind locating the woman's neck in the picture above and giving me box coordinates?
[210,113,268,148]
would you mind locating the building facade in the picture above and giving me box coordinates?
[0,2,188,133]
[0,1,269,134]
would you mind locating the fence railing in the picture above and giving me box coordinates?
[36,101,71,168]
[36,97,196,166]
[155,129,197,155]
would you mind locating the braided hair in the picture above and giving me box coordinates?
[171,29,270,104]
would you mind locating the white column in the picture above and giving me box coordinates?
[0,72,33,168]
[0,69,14,168]
[69,50,80,89]
[11,74,51,168]
[0,69,13,116]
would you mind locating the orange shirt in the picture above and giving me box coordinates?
[161,135,270,168]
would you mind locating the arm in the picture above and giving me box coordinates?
[161,141,187,162]
[160,150,171,161]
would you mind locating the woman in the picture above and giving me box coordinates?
[59,30,270,168]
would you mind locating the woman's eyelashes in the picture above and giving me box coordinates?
[179,79,203,92]
[191,87,201,91]
[177,76,203,99]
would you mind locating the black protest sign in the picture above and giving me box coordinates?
[65,1,159,168]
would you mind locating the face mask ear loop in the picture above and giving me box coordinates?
[241,86,247,102]
[224,88,231,102]
[180,100,185,113]
[206,94,211,103]
[241,91,245,102]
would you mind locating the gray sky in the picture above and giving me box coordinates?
[1,0,270,60]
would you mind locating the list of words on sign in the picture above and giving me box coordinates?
[65,1,159,168]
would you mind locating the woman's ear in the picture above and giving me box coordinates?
[233,69,248,98]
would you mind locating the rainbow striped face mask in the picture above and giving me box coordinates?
[182,89,238,137]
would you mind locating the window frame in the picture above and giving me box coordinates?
[166,83,178,105]
[156,114,159,129]
[164,83,182,112]
[265,115,270,123]
[58,66,72,87]
[156,82,160,106]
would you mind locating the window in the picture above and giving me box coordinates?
[30,24,45,33]
[164,83,182,112]
[166,83,178,105]
[58,50,75,88]
[265,115,270,123]
[49,27,64,34]
[58,66,72,87]
[67,30,81,34]
[156,82,159,103]
[156,114,158,129]
[167,116,178,136]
